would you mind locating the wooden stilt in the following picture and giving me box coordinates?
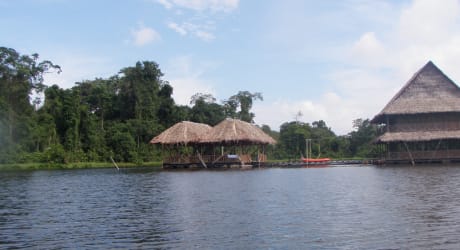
[197,152,207,168]
[403,142,415,166]
[110,156,120,171]
[429,140,442,163]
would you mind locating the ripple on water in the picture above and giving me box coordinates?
[1,166,460,248]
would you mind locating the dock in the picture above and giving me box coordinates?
[264,159,382,168]
[163,159,383,169]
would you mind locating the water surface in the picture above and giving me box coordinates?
[1,166,460,249]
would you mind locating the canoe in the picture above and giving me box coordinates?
[301,157,331,163]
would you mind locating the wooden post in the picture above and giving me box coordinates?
[197,152,207,168]
[386,115,390,132]
[110,156,120,171]
[317,142,321,158]
[305,139,312,167]
[387,143,390,160]
[403,141,415,166]
[258,147,261,168]
[430,140,442,163]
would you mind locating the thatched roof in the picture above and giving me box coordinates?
[201,118,276,145]
[149,121,212,145]
[372,61,460,123]
[376,130,460,142]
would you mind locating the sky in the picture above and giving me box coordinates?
[3,0,460,135]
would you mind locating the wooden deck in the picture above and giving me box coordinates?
[162,156,383,169]
[162,153,266,169]
[264,159,380,168]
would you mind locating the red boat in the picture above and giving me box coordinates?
[301,157,331,163]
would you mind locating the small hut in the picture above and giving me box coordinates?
[372,61,460,164]
[201,118,276,167]
[150,118,276,168]
[150,121,212,167]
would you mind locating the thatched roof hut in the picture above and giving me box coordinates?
[201,118,276,145]
[372,61,460,144]
[150,121,212,145]
[372,61,460,124]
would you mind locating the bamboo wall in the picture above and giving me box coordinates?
[389,113,460,132]
[384,113,460,161]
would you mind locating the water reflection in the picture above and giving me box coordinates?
[1,166,460,248]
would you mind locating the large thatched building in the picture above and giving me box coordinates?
[150,118,276,168]
[372,61,460,164]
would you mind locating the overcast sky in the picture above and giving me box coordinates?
[2,0,460,134]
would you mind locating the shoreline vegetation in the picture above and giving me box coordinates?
[0,162,163,171]
[0,47,382,169]
[0,158,373,171]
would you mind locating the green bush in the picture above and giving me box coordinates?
[43,144,66,164]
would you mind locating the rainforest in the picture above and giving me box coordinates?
[0,47,381,166]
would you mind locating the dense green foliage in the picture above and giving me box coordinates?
[0,47,382,164]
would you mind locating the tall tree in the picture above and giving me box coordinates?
[190,93,225,126]
[158,83,181,127]
[77,79,112,130]
[224,91,263,122]
[118,61,164,121]
[0,47,60,144]
[278,121,311,159]
[348,118,381,157]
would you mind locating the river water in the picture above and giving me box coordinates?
[1,166,460,249]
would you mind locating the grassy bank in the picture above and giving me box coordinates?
[0,161,163,171]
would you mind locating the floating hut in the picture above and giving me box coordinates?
[150,121,212,167]
[150,118,276,169]
[371,61,460,164]
[201,118,276,168]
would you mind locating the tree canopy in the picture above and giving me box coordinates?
[0,47,382,164]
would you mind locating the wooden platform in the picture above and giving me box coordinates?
[162,153,267,169]
[162,159,385,169]
[163,162,258,169]
[264,159,380,168]
[384,158,460,165]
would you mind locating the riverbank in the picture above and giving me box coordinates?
[0,162,163,171]
[0,158,376,171]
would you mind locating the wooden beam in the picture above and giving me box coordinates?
[197,152,207,168]
[403,141,415,166]
[429,140,442,163]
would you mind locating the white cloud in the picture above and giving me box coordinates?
[42,52,115,89]
[168,77,216,105]
[253,93,353,134]
[167,21,215,42]
[350,32,386,66]
[163,55,217,105]
[131,24,161,46]
[195,30,215,42]
[398,0,460,45]
[329,0,460,133]
[168,22,187,35]
[347,0,460,85]
[156,0,173,9]
[253,0,460,135]
[159,0,237,42]
[157,0,239,12]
